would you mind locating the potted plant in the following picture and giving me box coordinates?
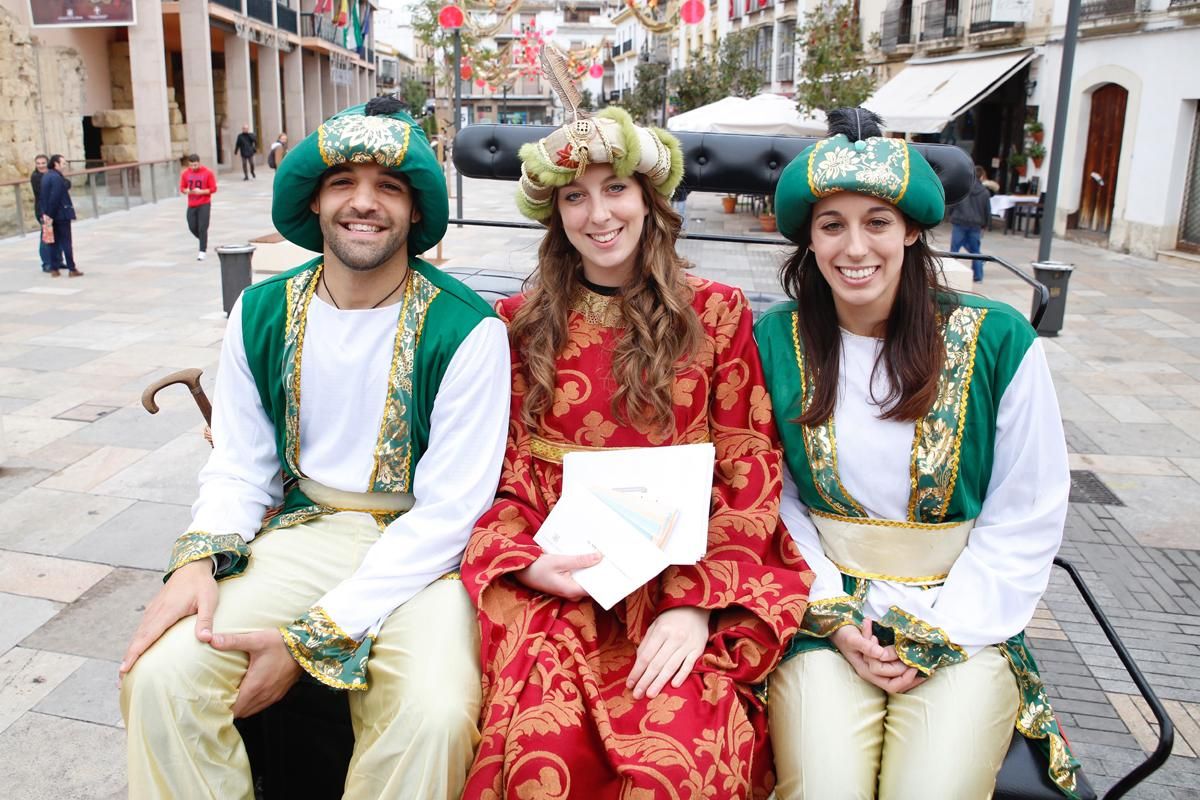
[721,194,738,214]
[1026,120,1044,144]
[758,196,777,233]
[1027,142,1046,169]
[1008,150,1029,177]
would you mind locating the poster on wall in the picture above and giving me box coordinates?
[29,0,137,28]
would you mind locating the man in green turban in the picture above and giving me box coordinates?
[119,97,510,798]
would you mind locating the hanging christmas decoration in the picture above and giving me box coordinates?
[589,63,604,79]
[680,0,705,24]
[622,0,682,34]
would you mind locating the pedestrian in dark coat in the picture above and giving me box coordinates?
[234,125,258,180]
[36,154,82,277]
[949,165,994,282]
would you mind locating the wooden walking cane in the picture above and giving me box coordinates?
[141,368,213,426]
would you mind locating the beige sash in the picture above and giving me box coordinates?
[810,510,975,586]
[299,478,415,515]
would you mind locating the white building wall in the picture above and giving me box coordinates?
[1043,25,1200,257]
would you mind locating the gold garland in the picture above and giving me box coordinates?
[622,0,681,34]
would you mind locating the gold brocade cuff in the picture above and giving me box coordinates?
[164,531,250,582]
[800,595,864,638]
[280,606,372,691]
[881,606,967,675]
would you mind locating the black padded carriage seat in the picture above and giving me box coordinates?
[234,126,1177,800]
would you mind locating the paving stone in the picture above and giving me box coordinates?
[19,568,160,663]
[0,593,63,655]
[31,657,122,728]
[0,712,126,799]
[63,500,191,571]
[0,487,135,556]
[0,551,112,603]
[0,647,85,734]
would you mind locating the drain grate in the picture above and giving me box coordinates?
[1069,470,1124,506]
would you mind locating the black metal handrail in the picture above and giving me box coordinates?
[969,0,1018,31]
[1052,557,1175,799]
[444,218,1052,328]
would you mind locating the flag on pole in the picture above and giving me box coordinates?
[313,0,332,14]
[351,0,361,50]
[335,0,349,27]
[357,6,372,55]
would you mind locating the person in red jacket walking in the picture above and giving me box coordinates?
[180,154,218,260]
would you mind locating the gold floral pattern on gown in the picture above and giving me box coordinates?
[462,277,812,800]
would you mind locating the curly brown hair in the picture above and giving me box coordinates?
[507,172,702,435]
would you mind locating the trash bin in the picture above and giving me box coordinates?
[215,244,256,316]
[1031,261,1074,336]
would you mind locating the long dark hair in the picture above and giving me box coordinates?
[779,108,957,425]
[508,171,701,436]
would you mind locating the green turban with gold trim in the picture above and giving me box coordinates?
[776,129,945,245]
[272,100,449,255]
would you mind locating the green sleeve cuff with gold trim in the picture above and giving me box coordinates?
[800,595,865,638]
[164,531,250,582]
[279,606,372,691]
[881,606,967,675]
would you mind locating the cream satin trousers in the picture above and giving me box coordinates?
[769,646,1019,800]
[120,513,482,800]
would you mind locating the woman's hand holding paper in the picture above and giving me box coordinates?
[514,551,603,600]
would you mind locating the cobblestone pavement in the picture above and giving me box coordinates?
[0,172,1197,798]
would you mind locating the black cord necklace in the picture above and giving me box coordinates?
[321,268,407,310]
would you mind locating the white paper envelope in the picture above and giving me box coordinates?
[562,443,715,565]
[534,488,670,610]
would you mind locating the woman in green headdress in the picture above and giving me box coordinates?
[756,108,1081,798]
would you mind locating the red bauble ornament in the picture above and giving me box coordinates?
[437,5,464,28]
[460,64,473,80]
[475,79,486,89]
[589,63,604,78]
[681,0,706,24]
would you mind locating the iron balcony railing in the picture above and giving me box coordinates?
[880,2,914,51]
[1081,0,1139,16]
[968,0,1018,32]
[276,3,298,33]
[211,0,241,12]
[246,0,274,25]
[919,0,961,41]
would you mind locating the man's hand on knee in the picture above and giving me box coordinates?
[119,560,219,684]
[210,630,302,718]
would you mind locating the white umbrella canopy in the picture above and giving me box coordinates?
[667,93,826,136]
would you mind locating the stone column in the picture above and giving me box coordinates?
[322,54,337,117]
[225,32,254,165]
[303,50,324,132]
[179,0,216,166]
[257,44,284,146]
[129,0,172,162]
[283,46,306,139]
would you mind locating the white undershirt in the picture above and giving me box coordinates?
[190,293,511,639]
[779,330,1069,656]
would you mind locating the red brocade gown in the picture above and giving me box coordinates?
[461,277,812,800]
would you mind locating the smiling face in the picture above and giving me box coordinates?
[556,164,648,287]
[809,191,919,336]
[34,157,47,173]
[310,162,420,272]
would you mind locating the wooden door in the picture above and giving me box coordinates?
[1179,105,1200,253]
[1076,83,1128,233]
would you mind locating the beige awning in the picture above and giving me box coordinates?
[864,48,1036,134]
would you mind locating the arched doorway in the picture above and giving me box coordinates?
[1074,82,1128,234]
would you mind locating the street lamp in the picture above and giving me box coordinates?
[438,4,465,224]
